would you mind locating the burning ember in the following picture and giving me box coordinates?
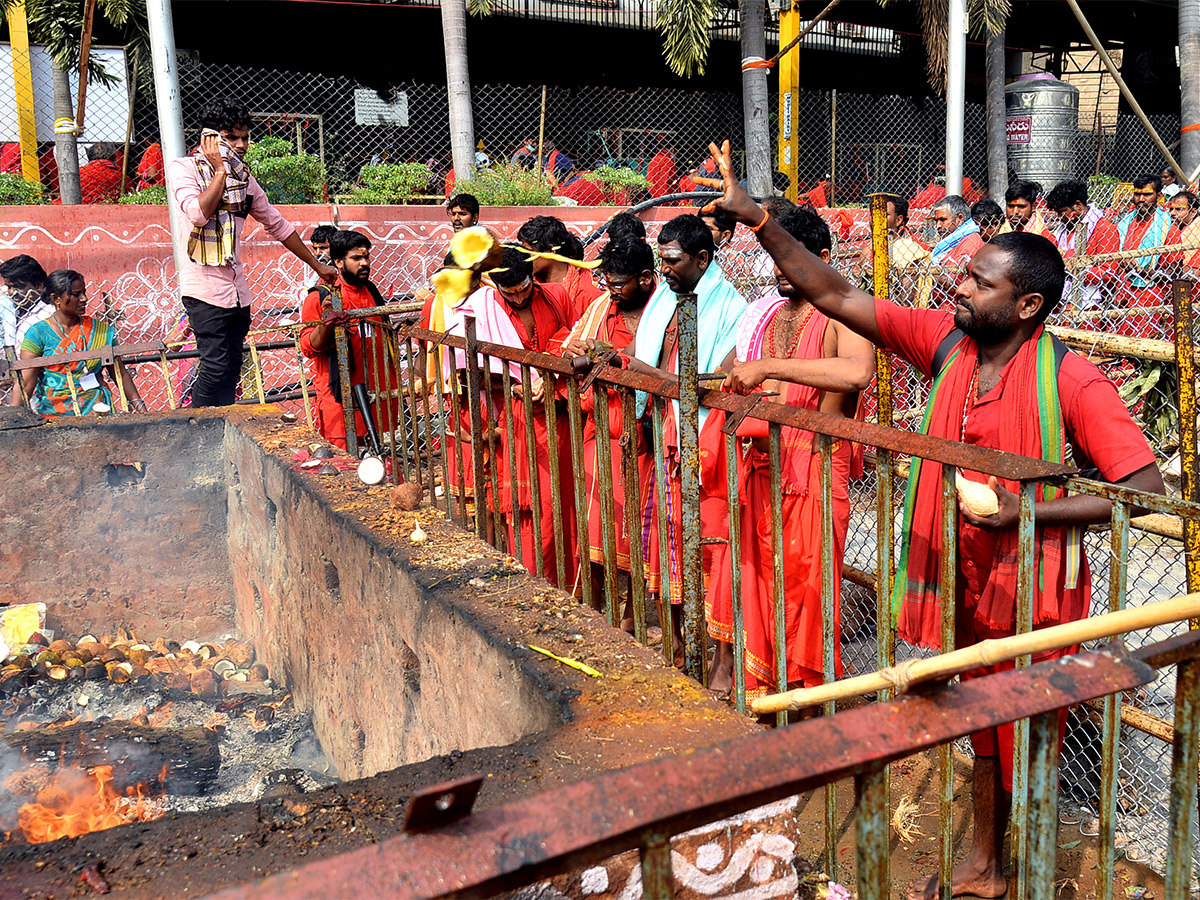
[12,764,163,843]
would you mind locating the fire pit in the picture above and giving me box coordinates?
[0,407,758,898]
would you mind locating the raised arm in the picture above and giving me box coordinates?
[696,141,884,345]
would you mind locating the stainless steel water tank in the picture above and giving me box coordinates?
[1004,73,1079,188]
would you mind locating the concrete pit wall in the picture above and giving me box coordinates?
[0,410,235,638]
[222,422,563,779]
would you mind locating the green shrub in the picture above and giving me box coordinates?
[245,136,327,204]
[0,173,45,205]
[586,165,650,194]
[347,163,435,204]
[457,163,556,206]
[118,184,168,205]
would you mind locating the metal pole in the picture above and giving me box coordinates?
[829,89,837,207]
[945,0,967,198]
[145,0,190,300]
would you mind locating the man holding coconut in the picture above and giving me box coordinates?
[696,140,1163,900]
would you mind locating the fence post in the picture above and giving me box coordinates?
[677,290,706,683]
[330,286,357,459]
[1172,279,1200,598]
[464,315,487,542]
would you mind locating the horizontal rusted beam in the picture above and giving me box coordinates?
[402,325,1071,483]
[201,644,1156,900]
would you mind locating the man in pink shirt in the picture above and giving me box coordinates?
[167,97,335,407]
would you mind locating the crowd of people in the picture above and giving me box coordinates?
[0,100,1182,898]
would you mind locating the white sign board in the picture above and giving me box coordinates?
[354,89,408,127]
[0,44,131,142]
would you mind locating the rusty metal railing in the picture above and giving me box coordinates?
[201,631,1200,900]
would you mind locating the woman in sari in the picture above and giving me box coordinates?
[9,269,145,417]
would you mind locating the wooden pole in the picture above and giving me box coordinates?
[537,85,547,176]
[75,0,98,136]
[120,49,140,197]
[752,593,1200,714]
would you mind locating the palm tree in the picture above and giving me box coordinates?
[0,0,147,205]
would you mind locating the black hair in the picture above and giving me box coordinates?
[311,225,338,245]
[87,142,119,163]
[606,211,646,243]
[777,206,832,255]
[657,214,715,258]
[1176,190,1199,209]
[1133,173,1163,192]
[1045,180,1088,210]
[599,237,655,278]
[329,230,371,262]
[447,193,480,217]
[971,199,1003,227]
[0,254,47,289]
[987,232,1065,321]
[492,245,534,288]
[45,268,85,300]
[198,98,251,134]
[699,207,736,236]
[1005,179,1043,205]
[772,170,791,192]
[517,215,584,260]
[886,194,910,221]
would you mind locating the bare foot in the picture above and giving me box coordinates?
[906,863,1007,900]
[707,641,733,698]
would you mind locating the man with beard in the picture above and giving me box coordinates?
[696,138,1163,899]
[704,206,874,701]
[446,194,479,232]
[445,246,577,587]
[1168,190,1200,273]
[999,179,1046,235]
[627,214,746,664]
[1116,173,1183,336]
[1045,180,1121,308]
[299,230,387,450]
[559,238,658,623]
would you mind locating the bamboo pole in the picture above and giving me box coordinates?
[752,593,1200,714]
[1069,240,1200,268]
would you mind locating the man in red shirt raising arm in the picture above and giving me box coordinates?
[697,140,1164,900]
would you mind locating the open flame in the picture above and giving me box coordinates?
[14,765,163,843]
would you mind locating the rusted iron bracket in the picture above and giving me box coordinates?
[579,347,619,392]
[720,393,767,436]
[202,642,1166,900]
[402,775,484,834]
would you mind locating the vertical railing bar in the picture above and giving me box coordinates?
[434,349,456,521]
[1011,481,1038,899]
[463,316,487,541]
[652,395,674,667]
[938,463,958,900]
[293,334,314,431]
[330,286,357,458]
[676,291,705,683]
[567,378,591,605]
[541,366,568,587]
[158,349,177,410]
[247,340,266,405]
[418,339,437,502]
[1165,657,1200,900]
[854,763,889,900]
[594,380,620,626]
[622,389,648,643]
[522,365,544,578]
[768,422,787,730]
[724,431,746,714]
[370,325,392,479]
[446,359,468,526]
[1025,709,1062,900]
[402,332,421,484]
[1098,500,1130,900]
[112,349,129,412]
[500,363,523,566]
[639,831,672,900]
[819,432,837,880]
[480,349,504,554]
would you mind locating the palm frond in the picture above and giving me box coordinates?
[887,0,1008,94]
[657,0,719,78]
[0,0,148,85]
[467,0,494,15]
